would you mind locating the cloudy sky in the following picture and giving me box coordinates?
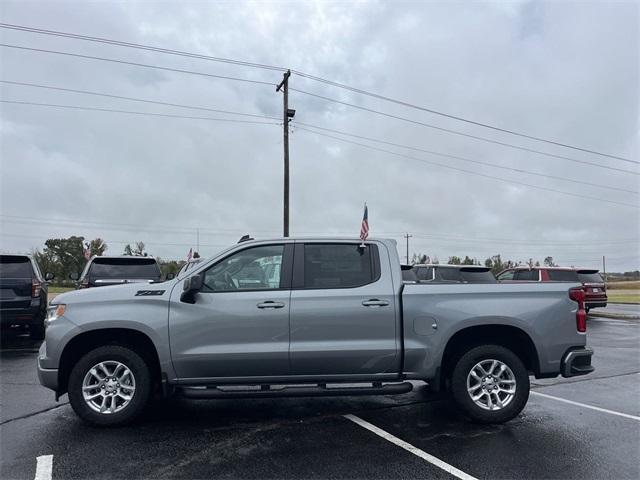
[0,0,638,271]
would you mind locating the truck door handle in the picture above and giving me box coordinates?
[257,301,285,309]
[362,299,389,307]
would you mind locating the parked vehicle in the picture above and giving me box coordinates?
[72,256,162,288]
[1,254,53,339]
[497,267,607,311]
[412,264,497,283]
[39,238,593,426]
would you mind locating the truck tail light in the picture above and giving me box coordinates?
[32,278,42,298]
[569,287,587,333]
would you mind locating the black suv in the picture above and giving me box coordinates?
[0,254,53,339]
[72,256,162,288]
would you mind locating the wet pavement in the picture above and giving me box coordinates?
[1,316,639,479]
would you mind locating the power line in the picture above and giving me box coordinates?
[291,89,639,176]
[1,100,280,125]
[295,122,637,194]
[0,43,276,87]
[0,23,287,73]
[0,80,279,120]
[295,126,639,208]
[0,22,633,163]
[3,41,635,175]
[3,214,637,246]
[0,232,229,249]
[291,71,635,164]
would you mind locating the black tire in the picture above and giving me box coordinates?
[68,345,152,427]
[30,308,46,340]
[29,323,45,340]
[451,344,529,424]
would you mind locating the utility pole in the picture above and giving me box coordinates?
[196,229,199,254]
[276,70,295,237]
[404,233,412,264]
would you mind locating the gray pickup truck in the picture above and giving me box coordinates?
[39,238,593,426]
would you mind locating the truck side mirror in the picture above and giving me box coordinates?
[45,272,55,281]
[69,272,79,281]
[180,273,203,304]
[166,273,176,281]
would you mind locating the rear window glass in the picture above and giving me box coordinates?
[460,269,496,283]
[438,268,461,281]
[577,272,603,283]
[514,269,539,281]
[402,267,417,282]
[303,244,376,288]
[0,256,33,279]
[414,267,432,281]
[548,270,579,281]
[88,258,161,280]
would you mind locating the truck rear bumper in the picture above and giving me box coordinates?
[561,347,594,377]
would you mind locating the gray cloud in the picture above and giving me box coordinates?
[0,0,638,271]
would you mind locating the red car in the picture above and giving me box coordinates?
[497,267,607,312]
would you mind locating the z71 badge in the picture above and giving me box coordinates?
[135,290,165,296]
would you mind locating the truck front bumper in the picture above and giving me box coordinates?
[37,342,59,392]
[561,347,594,378]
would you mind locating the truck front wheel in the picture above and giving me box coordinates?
[451,344,530,424]
[68,345,152,427]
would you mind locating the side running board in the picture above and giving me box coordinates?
[178,382,413,399]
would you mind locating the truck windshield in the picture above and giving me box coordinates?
[88,258,161,280]
[0,256,33,279]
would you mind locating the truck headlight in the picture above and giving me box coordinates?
[46,304,66,326]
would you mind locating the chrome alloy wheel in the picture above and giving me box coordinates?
[466,359,516,411]
[82,361,136,414]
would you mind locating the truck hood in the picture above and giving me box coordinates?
[51,281,175,305]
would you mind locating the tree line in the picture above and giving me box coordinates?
[411,253,561,275]
[32,235,197,285]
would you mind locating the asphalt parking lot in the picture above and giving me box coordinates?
[1,314,639,480]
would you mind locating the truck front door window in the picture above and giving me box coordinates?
[202,245,284,291]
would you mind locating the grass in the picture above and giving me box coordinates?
[608,293,640,304]
[48,286,74,302]
[606,281,640,290]
[48,286,74,295]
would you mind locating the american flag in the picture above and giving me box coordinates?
[187,248,193,262]
[360,204,369,242]
[84,246,91,260]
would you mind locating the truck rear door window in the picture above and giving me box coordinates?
[302,244,378,289]
[548,270,579,281]
[89,258,161,280]
[0,256,33,279]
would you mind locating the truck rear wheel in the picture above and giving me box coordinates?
[68,345,152,427]
[451,344,529,424]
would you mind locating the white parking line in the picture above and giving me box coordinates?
[531,391,640,421]
[344,414,477,480]
[34,455,53,480]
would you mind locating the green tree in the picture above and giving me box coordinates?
[448,256,462,265]
[544,256,556,267]
[86,238,107,257]
[123,241,148,256]
[462,255,477,265]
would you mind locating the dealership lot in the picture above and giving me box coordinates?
[1,314,638,480]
